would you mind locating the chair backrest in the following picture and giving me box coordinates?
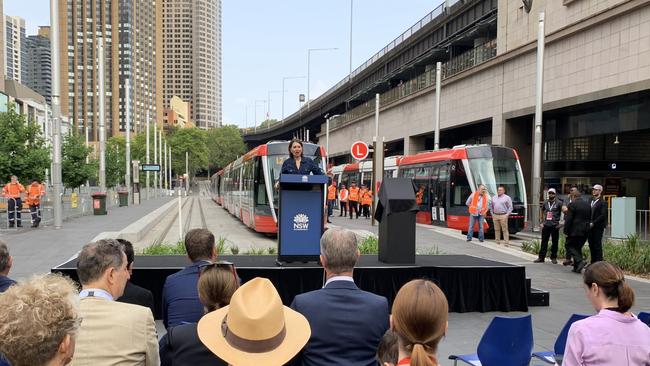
[638,312,650,326]
[476,315,533,366]
[554,313,590,355]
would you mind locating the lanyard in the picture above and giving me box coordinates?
[591,199,599,208]
[548,201,556,211]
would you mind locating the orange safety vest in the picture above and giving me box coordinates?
[349,187,360,202]
[361,190,373,206]
[25,183,44,205]
[468,191,489,216]
[2,182,25,199]
[359,188,368,201]
[327,185,337,200]
[338,188,349,202]
[415,190,424,205]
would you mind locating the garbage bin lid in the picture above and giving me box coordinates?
[92,192,107,197]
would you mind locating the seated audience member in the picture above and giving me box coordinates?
[116,238,155,315]
[159,262,239,366]
[0,240,16,292]
[163,228,217,328]
[0,274,81,366]
[390,279,448,366]
[376,330,399,366]
[290,228,390,366]
[71,239,159,366]
[564,261,650,366]
[197,277,311,366]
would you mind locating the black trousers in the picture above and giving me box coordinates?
[566,235,588,266]
[588,227,604,263]
[339,201,347,216]
[539,225,559,259]
[30,204,41,222]
[361,204,370,218]
[8,198,22,225]
[349,201,359,218]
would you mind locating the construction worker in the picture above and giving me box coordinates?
[415,185,425,205]
[327,180,337,223]
[2,176,26,228]
[338,183,349,217]
[348,182,360,219]
[360,186,373,219]
[25,179,45,228]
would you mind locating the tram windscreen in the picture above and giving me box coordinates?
[468,158,526,203]
[266,149,324,206]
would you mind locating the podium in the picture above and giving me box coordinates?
[278,174,328,263]
[374,177,418,264]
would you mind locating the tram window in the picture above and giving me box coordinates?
[414,166,430,207]
[450,160,471,207]
[255,159,268,205]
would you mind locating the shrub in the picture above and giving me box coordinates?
[267,246,277,255]
[245,247,267,255]
[140,241,186,255]
[230,245,240,255]
[358,235,378,254]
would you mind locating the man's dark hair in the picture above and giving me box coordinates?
[76,239,125,284]
[498,185,506,190]
[0,240,10,273]
[117,239,135,268]
[376,330,398,365]
[184,229,215,262]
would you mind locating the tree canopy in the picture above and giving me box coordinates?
[168,127,209,178]
[206,125,247,170]
[61,132,94,189]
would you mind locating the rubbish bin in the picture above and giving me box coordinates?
[374,177,418,264]
[92,192,107,215]
[118,191,129,207]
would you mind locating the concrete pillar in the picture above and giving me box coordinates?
[405,135,426,155]
[491,115,506,146]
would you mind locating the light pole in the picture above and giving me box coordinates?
[282,76,306,121]
[349,0,354,75]
[50,0,63,228]
[254,99,267,132]
[325,114,340,168]
[267,89,282,128]
[307,48,338,109]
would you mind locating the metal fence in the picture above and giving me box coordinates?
[0,186,169,230]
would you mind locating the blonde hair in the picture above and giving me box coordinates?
[0,274,80,366]
[391,279,448,366]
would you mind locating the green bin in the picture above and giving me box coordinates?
[118,191,129,207]
[92,192,107,215]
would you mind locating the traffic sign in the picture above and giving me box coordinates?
[141,164,161,172]
[350,141,369,160]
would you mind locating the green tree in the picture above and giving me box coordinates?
[61,132,94,190]
[206,125,247,170]
[259,119,279,129]
[0,104,50,184]
[106,135,126,188]
[169,127,209,178]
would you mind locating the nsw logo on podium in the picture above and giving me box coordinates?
[293,213,310,231]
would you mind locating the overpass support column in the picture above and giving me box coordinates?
[491,115,506,146]
[405,135,426,155]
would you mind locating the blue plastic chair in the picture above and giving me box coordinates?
[449,314,533,366]
[638,311,650,326]
[532,313,590,364]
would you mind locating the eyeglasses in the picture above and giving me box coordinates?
[198,260,238,282]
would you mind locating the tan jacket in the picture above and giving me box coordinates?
[70,297,159,366]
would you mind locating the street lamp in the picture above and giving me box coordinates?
[282,76,306,121]
[307,48,338,109]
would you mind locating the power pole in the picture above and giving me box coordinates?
[125,78,131,203]
[98,38,106,192]
[50,0,63,228]
[532,12,546,232]
[146,110,150,199]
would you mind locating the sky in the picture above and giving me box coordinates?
[6,0,443,127]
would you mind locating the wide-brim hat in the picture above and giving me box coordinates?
[198,277,311,366]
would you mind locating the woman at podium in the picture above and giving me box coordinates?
[281,138,324,175]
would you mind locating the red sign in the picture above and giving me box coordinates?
[350,141,369,160]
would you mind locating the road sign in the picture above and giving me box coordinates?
[141,164,161,172]
[351,141,369,160]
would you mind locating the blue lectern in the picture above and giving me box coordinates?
[278,174,328,263]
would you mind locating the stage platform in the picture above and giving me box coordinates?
[52,254,530,319]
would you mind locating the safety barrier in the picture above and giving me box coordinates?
[0,197,19,231]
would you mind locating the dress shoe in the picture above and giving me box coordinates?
[562,259,573,266]
[551,258,558,264]
[573,261,586,273]
[533,258,544,263]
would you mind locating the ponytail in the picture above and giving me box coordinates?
[617,280,635,313]
[410,343,436,366]
[583,261,635,313]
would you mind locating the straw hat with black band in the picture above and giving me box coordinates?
[198,277,311,366]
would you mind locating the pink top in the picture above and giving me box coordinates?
[564,309,650,366]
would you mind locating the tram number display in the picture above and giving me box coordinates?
[351,141,369,160]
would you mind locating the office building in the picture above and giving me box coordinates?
[4,15,26,83]
[25,26,52,105]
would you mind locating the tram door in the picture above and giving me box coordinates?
[430,163,449,225]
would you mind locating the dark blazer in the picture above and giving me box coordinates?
[290,280,389,366]
[159,323,227,366]
[0,275,16,293]
[281,156,323,175]
[564,198,591,237]
[118,281,155,316]
[162,261,209,328]
[590,198,608,230]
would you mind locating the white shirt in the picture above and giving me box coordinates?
[324,275,354,288]
[79,288,114,301]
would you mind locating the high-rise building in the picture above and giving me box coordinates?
[162,0,221,129]
[56,0,162,141]
[25,26,52,105]
[0,0,5,93]
[4,15,26,83]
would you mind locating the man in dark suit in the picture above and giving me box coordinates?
[116,239,155,316]
[588,184,607,264]
[290,228,389,366]
[564,190,592,273]
[162,228,217,328]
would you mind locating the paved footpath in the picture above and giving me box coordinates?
[0,196,172,280]
[328,215,650,364]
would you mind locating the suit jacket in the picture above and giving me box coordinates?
[290,280,389,366]
[70,297,159,366]
[118,281,155,316]
[159,323,227,366]
[564,198,591,238]
[590,198,608,230]
[162,261,208,328]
